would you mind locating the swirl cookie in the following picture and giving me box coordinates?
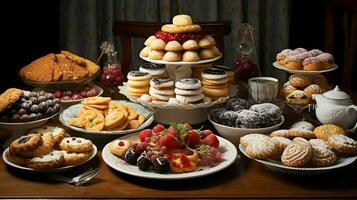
[314,124,345,141]
[9,134,42,155]
[108,139,132,158]
[271,137,292,155]
[245,139,278,159]
[139,63,166,77]
[61,150,90,165]
[281,137,313,167]
[26,150,65,170]
[59,137,93,153]
[327,135,357,155]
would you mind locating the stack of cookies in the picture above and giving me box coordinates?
[281,74,332,105]
[126,71,152,98]
[201,69,229,100]
[139,63,167,79]
[174,78,204,104]
[149,77,175,102]
[140,15,221,62]
[67,97,145,131]
[7,126,94,170]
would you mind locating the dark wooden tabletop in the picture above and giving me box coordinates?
[0,87,357,199]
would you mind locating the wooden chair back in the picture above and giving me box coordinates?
[113,21,231,76]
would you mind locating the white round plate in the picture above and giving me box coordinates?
[140,54,222,65]
[0,108,62,131]
[59,100,154,135]
[3,145,97,173]
[102,133,238,179]
[273,61,338,74]
[239,144,357,175]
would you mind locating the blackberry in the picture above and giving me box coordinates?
[152,156,170,173]
[124,148,139,165]
[137,152,152,171]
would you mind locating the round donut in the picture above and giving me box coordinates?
[172,15,193,26]
[175,78,202,90]
[161,24,201,33]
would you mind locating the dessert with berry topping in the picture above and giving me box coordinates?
[140,15,221,62]
[107,122,224,174]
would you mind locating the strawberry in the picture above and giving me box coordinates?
[200,129,213,139]
[152,124,165,133]
[139,129,152,142]
[160,134,181,150]
[202,134,219,148]
[167,126,178,136]
[186,130,201,148]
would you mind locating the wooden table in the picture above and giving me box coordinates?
[1,89,357,199]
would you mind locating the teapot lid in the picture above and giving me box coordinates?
[323,85,350,100]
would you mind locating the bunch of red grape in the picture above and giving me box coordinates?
[100,63,124,87]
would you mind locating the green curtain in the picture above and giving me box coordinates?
[60,0,290,79]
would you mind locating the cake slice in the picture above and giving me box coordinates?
[56,53,74,80]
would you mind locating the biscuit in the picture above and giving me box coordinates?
[9,134,42,155]
[0,88,23,113]
[82,96,111,105]
[174,87,203,96]
[148,50,164,60]
[175,78,202,90]
[201,69,227,80]
[304,84,323,95]
[59,137,93,153]
[245,139,278,159]
[288,74,312,88]
[20,133,56,157]
[314,124,345,141]
[310,142,337,166]
[150,39,166,51]
[126,106,139,120]
[198,35,216,48]
[144,35,157,47]
[127,85,149,94]
[182,51,200,62]
[108,139,132,158]
[29,126,67,145]
[140,47,151,57]
[281,137,313,167]
[327,135,357,155]
[150,77,174,89]
[149,90,174,101]
[61,150,90,165]
[161,24,201,33]
[240,134,271,148]
[182,40,199,51]
[127,79,150,88]
[127,71,152,81]
[150,87,175,96]
[172,15,193,26]
[26,150,65,170]
[165,41,183,52]
[286,90,311,105]
[199,48,216,60]
[163,52,182,62]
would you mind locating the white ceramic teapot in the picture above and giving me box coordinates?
[313,86,357,132]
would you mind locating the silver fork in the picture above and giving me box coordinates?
[47,168,102,186]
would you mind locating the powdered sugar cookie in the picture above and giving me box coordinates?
[199,48,216,60]
[172,15,193,26]
[59,137,93,153]
[26,150,65,170]
[240,134,271,148]
[327,135,357,155]
[245,139,278,159]
[271,136,292,155]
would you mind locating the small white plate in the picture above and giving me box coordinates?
[273,61,338,74]
[59,100,154,135]
[239,144,357,175]
[102,133,238,179]
[3,145,97,173]
[140,54,222,65]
